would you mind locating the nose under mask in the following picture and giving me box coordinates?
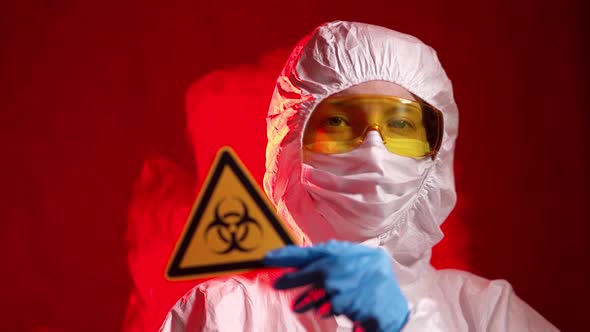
[301,131,433,242]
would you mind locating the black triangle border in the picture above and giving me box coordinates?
[167,148,295,278]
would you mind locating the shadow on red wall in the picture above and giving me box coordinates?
[1,1,587,331]
[124,49,474,331]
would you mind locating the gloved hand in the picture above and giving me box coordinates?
[264,240,409,332]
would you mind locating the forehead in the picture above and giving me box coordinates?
[331,80,416,101]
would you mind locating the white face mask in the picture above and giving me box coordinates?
[301,131,434,242]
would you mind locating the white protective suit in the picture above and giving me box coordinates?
[160,21,558,331]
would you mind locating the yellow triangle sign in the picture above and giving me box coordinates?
[166,147,296,280]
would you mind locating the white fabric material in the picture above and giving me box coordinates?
[160,21,558,331]
[301,131,433,243]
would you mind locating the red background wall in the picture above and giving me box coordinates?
[1,0,588,331]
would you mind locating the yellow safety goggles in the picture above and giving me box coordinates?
[303,95,443,158]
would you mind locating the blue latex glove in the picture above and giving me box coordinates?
[264,240,409,332]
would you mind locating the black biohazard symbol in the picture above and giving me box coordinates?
[204,197,263,254]
[166,147,296,280]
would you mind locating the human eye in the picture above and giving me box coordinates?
[324,116,349,127]
[387,118,415,130]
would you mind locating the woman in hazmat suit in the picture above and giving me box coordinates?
[160,21,558,332]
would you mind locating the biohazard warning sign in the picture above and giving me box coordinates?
[166,147,296,280]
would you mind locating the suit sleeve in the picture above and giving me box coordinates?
[483,279,559,332]
[159,278,252,332]
[159,285,206,332]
